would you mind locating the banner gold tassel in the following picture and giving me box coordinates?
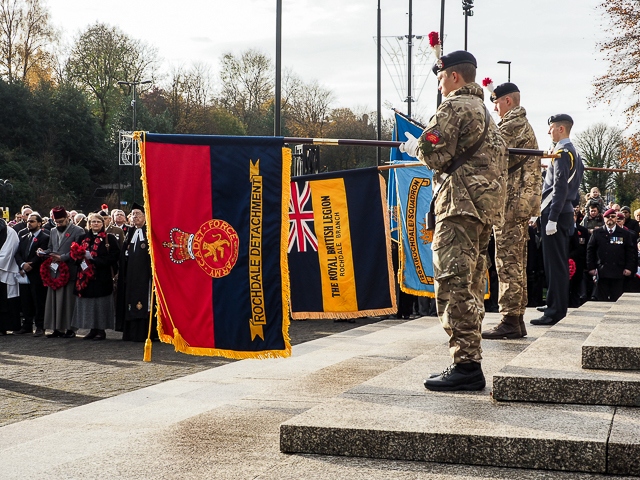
[172,327,190,352]
[143,278,156,362]
[143,339,152,362]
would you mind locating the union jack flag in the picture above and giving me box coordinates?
[288,181,318,253]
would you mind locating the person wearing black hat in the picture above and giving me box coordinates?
[116,203,156,341]
[38,206,86,338]
[400,49,508,391]
[531,115,584,326]
[482,82,540,340]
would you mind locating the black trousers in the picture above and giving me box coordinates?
[19,277,47,329]
[541,211,573,321]
[596,277,624,302]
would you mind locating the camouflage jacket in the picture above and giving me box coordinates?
[417,82,507,226]
[498,106,541,221]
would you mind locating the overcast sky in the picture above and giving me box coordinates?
[47,0,624,148]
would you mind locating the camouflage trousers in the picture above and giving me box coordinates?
[494,217,529,316]
[432,216,492,364]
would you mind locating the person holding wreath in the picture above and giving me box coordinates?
[70,213,120,340]
[39,206,85,338]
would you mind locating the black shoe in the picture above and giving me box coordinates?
[424,363,486,391]
[13,327,32,335]
[46,330,64,338]
[530,315,559,326]
[33,328,44,337]
[62,329,76,338]
[83,329,98,340]
[536,306,546,313]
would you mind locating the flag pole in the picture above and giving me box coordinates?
[282,137,558,158]
[377,162,627,173]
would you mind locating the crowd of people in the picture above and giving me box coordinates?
[0,203,155,342]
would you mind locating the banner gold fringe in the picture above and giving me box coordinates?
[138,133,292,360]
[290,173,397,320]
[379,174,399,311]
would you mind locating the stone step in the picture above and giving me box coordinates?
[280,330,640,476]
[582,293,640,370]
[492,302,640,406]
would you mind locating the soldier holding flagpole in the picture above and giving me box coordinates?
[400,37,507,391]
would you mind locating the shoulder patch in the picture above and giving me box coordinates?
[424,130,441,145]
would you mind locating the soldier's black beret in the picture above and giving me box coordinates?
[548,113,573,125]
[490,82,520,102]
[432,50,477,75]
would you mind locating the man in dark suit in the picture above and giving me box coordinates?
[12,205,32,238]
[14,213,50,336]
[587,208,636,302]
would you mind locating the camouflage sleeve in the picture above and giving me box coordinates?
[416,102,460,172]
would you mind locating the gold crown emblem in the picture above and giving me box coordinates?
[162,228,195,264]
[162,219,239,278]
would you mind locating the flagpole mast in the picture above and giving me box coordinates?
[274,0,282,136]
[377,0,382,166]
[407,0,413,117]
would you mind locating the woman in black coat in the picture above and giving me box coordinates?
[71,213,120,340]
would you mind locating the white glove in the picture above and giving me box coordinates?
[545,220,557,236]
[399,132,419,158]
[85,250,93,260]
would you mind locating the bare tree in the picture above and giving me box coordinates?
[0,0,55,83]
[575,123,624,194]
[217,49,273,135]
[66,22,158,131]
[285,74,334,137]
[592,0,640,126]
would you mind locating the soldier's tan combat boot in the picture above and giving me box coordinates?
[481,315,523,339]
[518,314,527,337]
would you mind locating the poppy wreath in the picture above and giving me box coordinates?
[40,257,70,290]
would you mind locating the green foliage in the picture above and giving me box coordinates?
[0,78,109,212]
[613,171,640,208]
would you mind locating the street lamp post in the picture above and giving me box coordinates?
[497,60,511,82]
[118,79,151,207]
[462,0,474,51]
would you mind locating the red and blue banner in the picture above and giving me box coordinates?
[141,134,291,359]
[288,167,396,319]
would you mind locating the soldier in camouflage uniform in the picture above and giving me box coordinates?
[400,50,507,391]
[482,83,541,340]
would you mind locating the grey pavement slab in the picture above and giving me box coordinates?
[0,316,435,478]
[493,308,640,406]
[280,344,615,474]
[582,294,640,370]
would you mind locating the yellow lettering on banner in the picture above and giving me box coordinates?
[310,179,357,312]
[406,178,431,284]
[249,159,265,341]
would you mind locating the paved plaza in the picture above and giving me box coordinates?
[0,317,387,427]
[0,312,636,479]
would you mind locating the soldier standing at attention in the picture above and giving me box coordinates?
[481,82,541,340]
[400,50,508,391]
[531,114,584,326]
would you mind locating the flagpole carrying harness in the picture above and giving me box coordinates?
[426,107,490,230]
